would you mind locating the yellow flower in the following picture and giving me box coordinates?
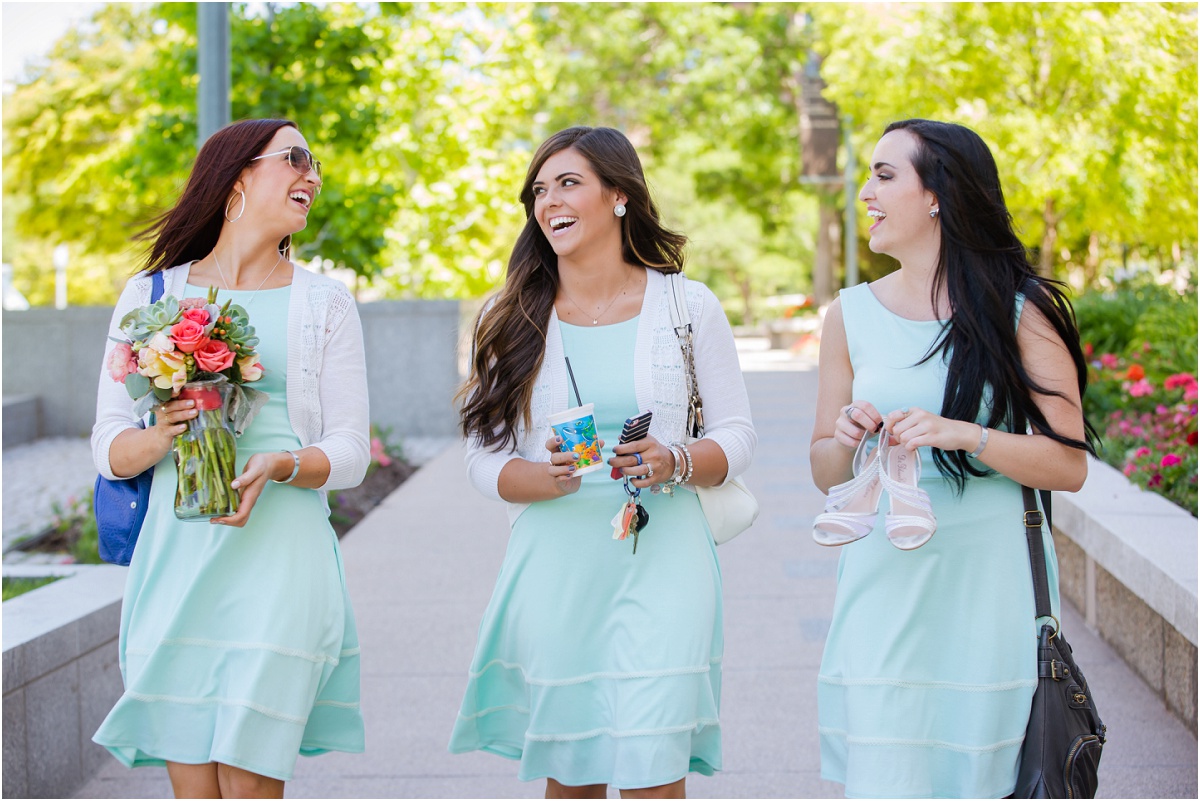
[139,346,188,393]
[238,354,263,382]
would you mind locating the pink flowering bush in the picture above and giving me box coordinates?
[1088,353,1197,515]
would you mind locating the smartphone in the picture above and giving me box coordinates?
[610,410,653,479]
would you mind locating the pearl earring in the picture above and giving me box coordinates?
[930,208,939,219]
[614,204,626,218]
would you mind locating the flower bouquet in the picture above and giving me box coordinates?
[108,286,268,521]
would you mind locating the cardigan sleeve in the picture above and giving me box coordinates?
[92,274,151,480]
[313,290,372,491]
[465,434,521,501]
[692,283,757,484]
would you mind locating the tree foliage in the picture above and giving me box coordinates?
[812,2,1197,278]
[3,2,1195,308]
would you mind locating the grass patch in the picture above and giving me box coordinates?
[3,576,61,601]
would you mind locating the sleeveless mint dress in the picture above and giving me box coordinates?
[817,283,1059,798]
[93,285,364,781]
[449,317,723,789]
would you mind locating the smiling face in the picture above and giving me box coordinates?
[237,126,321,235]
[531,147,626,261]
[858,129,940,261]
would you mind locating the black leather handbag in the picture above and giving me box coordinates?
[1013,486,1107,798]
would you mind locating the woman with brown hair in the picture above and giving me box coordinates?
[91,119,369,797]
[449,126,756,798]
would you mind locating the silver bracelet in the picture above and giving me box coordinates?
[968,425,990,459]
[669,441,695,486]
[273,450,301,484]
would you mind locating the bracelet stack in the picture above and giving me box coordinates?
[670,441,695,487]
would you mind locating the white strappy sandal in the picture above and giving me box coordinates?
[813,433,884,547]
[878,437,937,550]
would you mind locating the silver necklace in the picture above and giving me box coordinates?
[561,266,634,325]
[211,250,283,305]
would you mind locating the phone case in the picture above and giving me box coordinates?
[611,411,653,478]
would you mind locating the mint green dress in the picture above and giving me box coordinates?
[817,283,1059,798]
[449,317,723,789]
[93,285,364,781]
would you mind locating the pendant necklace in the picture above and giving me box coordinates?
[212,250,284,306]
[561,266,634,325]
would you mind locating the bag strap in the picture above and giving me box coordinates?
[139,270,167,430]
[666,273,704,437]
[1013,406,1055,621]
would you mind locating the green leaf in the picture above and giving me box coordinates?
[152,385,173,402]
[124,372,150,400]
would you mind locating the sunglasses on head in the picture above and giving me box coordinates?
[251,145,322,190]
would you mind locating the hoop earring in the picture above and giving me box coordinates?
[614,203,627,218]
[225,191,246,223]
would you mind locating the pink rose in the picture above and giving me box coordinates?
[1134,446,1151,459]
[194,339,236,373]
[179,297,208,310]
[1100,353,1120,370]
[170,318,210,354]
[182,307,211,327]
[107,342,138,383]
[1161,453,1183,468]
[1123,463,1136,477]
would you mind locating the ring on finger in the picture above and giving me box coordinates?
[646,465,655,479]
[635,453,643,466]
[844,406,857,420]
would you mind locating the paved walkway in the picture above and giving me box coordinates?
[76,345,1197,798]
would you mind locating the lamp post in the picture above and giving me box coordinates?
[53,244,68,310]
[198,3,231,146]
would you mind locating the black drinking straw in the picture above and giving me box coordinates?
[564,357,583,407]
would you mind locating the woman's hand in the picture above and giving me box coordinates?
[610,435,676,490]
[150,398,198,456]
[884,406,979,453]
[544,435,606,497]
[836,402,884,450]
[210,451,290,527]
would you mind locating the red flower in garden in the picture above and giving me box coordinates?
[1126,364,1146,381]
[1189,431,1198,447]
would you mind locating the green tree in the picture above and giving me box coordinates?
[812,2,1198,278]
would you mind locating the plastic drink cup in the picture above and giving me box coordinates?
[547,403,604,476]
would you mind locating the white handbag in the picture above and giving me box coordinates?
[666,273,759,544]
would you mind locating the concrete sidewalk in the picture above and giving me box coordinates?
[77,355,1197,798]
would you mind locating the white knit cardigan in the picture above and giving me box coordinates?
[92,261,371,510]
[466,268,757,525]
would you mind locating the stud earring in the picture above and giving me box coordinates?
[614,204,626,218]
[929,208,939,219]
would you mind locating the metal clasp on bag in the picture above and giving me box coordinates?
[1024,510,1044,528]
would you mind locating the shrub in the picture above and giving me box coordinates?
[1077,278,1198,516]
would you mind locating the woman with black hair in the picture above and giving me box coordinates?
[449,126,756,798]
[809,119,1095,797]
[91,119,368,797]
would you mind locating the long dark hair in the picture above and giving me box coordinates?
[135,118,297,274]
[459,126,688,449]
[884,119,1097,491]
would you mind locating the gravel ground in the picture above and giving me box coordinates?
[1,435,455,564]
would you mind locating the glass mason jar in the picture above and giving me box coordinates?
[172,379,239,521]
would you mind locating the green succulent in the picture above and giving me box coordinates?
[119,295,182,346]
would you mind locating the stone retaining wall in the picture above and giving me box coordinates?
[1053,456,1198,733]
[1,297,462,444]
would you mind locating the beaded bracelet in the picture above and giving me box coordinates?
[670,441,695,487]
